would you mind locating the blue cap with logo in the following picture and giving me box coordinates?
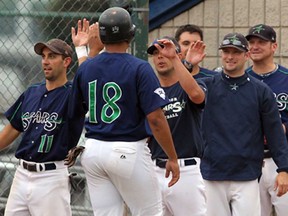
[245,24,276,42]
[219,33,249,52]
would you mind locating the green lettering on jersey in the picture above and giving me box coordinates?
[88,80,97,123]
[38,134,54,153]
[88,81,122,124]
[102,82,122,123]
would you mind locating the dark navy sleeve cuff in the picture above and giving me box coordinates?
[276,167,288,173]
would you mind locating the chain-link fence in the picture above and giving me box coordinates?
[0,0,148,215]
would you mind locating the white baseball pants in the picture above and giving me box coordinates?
[204,179,260,216]
[260,158,288,216]
[81,138,162,216]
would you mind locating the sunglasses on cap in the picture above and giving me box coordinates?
[221,39,243,46]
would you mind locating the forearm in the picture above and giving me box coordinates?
[171,56,205,104]
[88,48,102,58]
[147,109,177,160]
[283,122,288,135]
[0,124,20,151]
[75,46,88,66]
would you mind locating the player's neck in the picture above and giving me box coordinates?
[104,42,129,53]
[158,71,178,87]
[252,61,276,75]
[46,76,68,91]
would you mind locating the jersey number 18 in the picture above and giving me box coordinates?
[88,80,122,124]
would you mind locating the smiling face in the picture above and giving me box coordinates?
[248,36,277,63]
[41,47,71,82]
[221,47,249,77]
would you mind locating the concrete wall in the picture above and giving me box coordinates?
[149,0,288,70]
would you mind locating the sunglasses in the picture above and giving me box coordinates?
[221,39,243,46]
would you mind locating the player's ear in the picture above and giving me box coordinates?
[244,51,250,60]
[63,57,72,68]
[271,42,278,53]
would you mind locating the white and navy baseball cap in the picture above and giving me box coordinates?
[245,24,276,42]
[34,39,73,58]
[147,36,181,55]
[219,33,249,52]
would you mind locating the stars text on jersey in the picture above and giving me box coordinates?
[22,111,62,131]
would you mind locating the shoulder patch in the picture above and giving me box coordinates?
[154,87,166,100]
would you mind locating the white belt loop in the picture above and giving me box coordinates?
[179,159,184,166]
[36,163,42,172]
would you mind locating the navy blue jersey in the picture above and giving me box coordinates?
[5,82,84,162]
[200,72,288,181]
[193,67,218,79]
[69,52,169,141]
[149,80,206,159]
[246,65,288,140]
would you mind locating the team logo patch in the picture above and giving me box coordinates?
[112,26,119,34]
[154,87,166,100]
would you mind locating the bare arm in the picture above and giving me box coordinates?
[71,19,104,66]
[0,123,21,150]
[156,39,205,104]
[71,19,89,65]
[87,22,104,57]
[184,40,206,77]
[283,123,287,134]
[147,108,180,187]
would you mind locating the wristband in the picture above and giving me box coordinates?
[75,46,88,59]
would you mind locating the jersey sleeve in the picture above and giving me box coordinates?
[137,63,169,115]
[195,79,207,109]
[68,67,88,119]
[4,92,25,132]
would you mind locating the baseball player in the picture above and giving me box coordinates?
[147,37,207,215]
[245,24,288,216]
[0,39,84,215]
[68,7,180,216]
[175,24,218,78]
[200,33,288,216]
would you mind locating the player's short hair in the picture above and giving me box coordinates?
[175,24,203,42]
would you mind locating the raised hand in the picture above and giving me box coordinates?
[185,40,206,66]
[71,18,89,47]
[154,39,178,59]
[88,22,104,57]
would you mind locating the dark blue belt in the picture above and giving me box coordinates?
[21,161,56,172]
[155,158,197,168]
[264,151,272,158]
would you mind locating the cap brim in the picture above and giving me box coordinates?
[245,34,270,41]
[219,45,247,52]
[34,42,47,55]
[147,45,157,55]
[34,42,63,55]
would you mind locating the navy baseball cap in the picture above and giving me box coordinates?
[246,24,276,42]
[219,33,249,52]
[147,36,181,54]
[34,39,73,58]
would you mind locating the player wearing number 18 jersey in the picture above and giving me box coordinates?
[68,7,179,216]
